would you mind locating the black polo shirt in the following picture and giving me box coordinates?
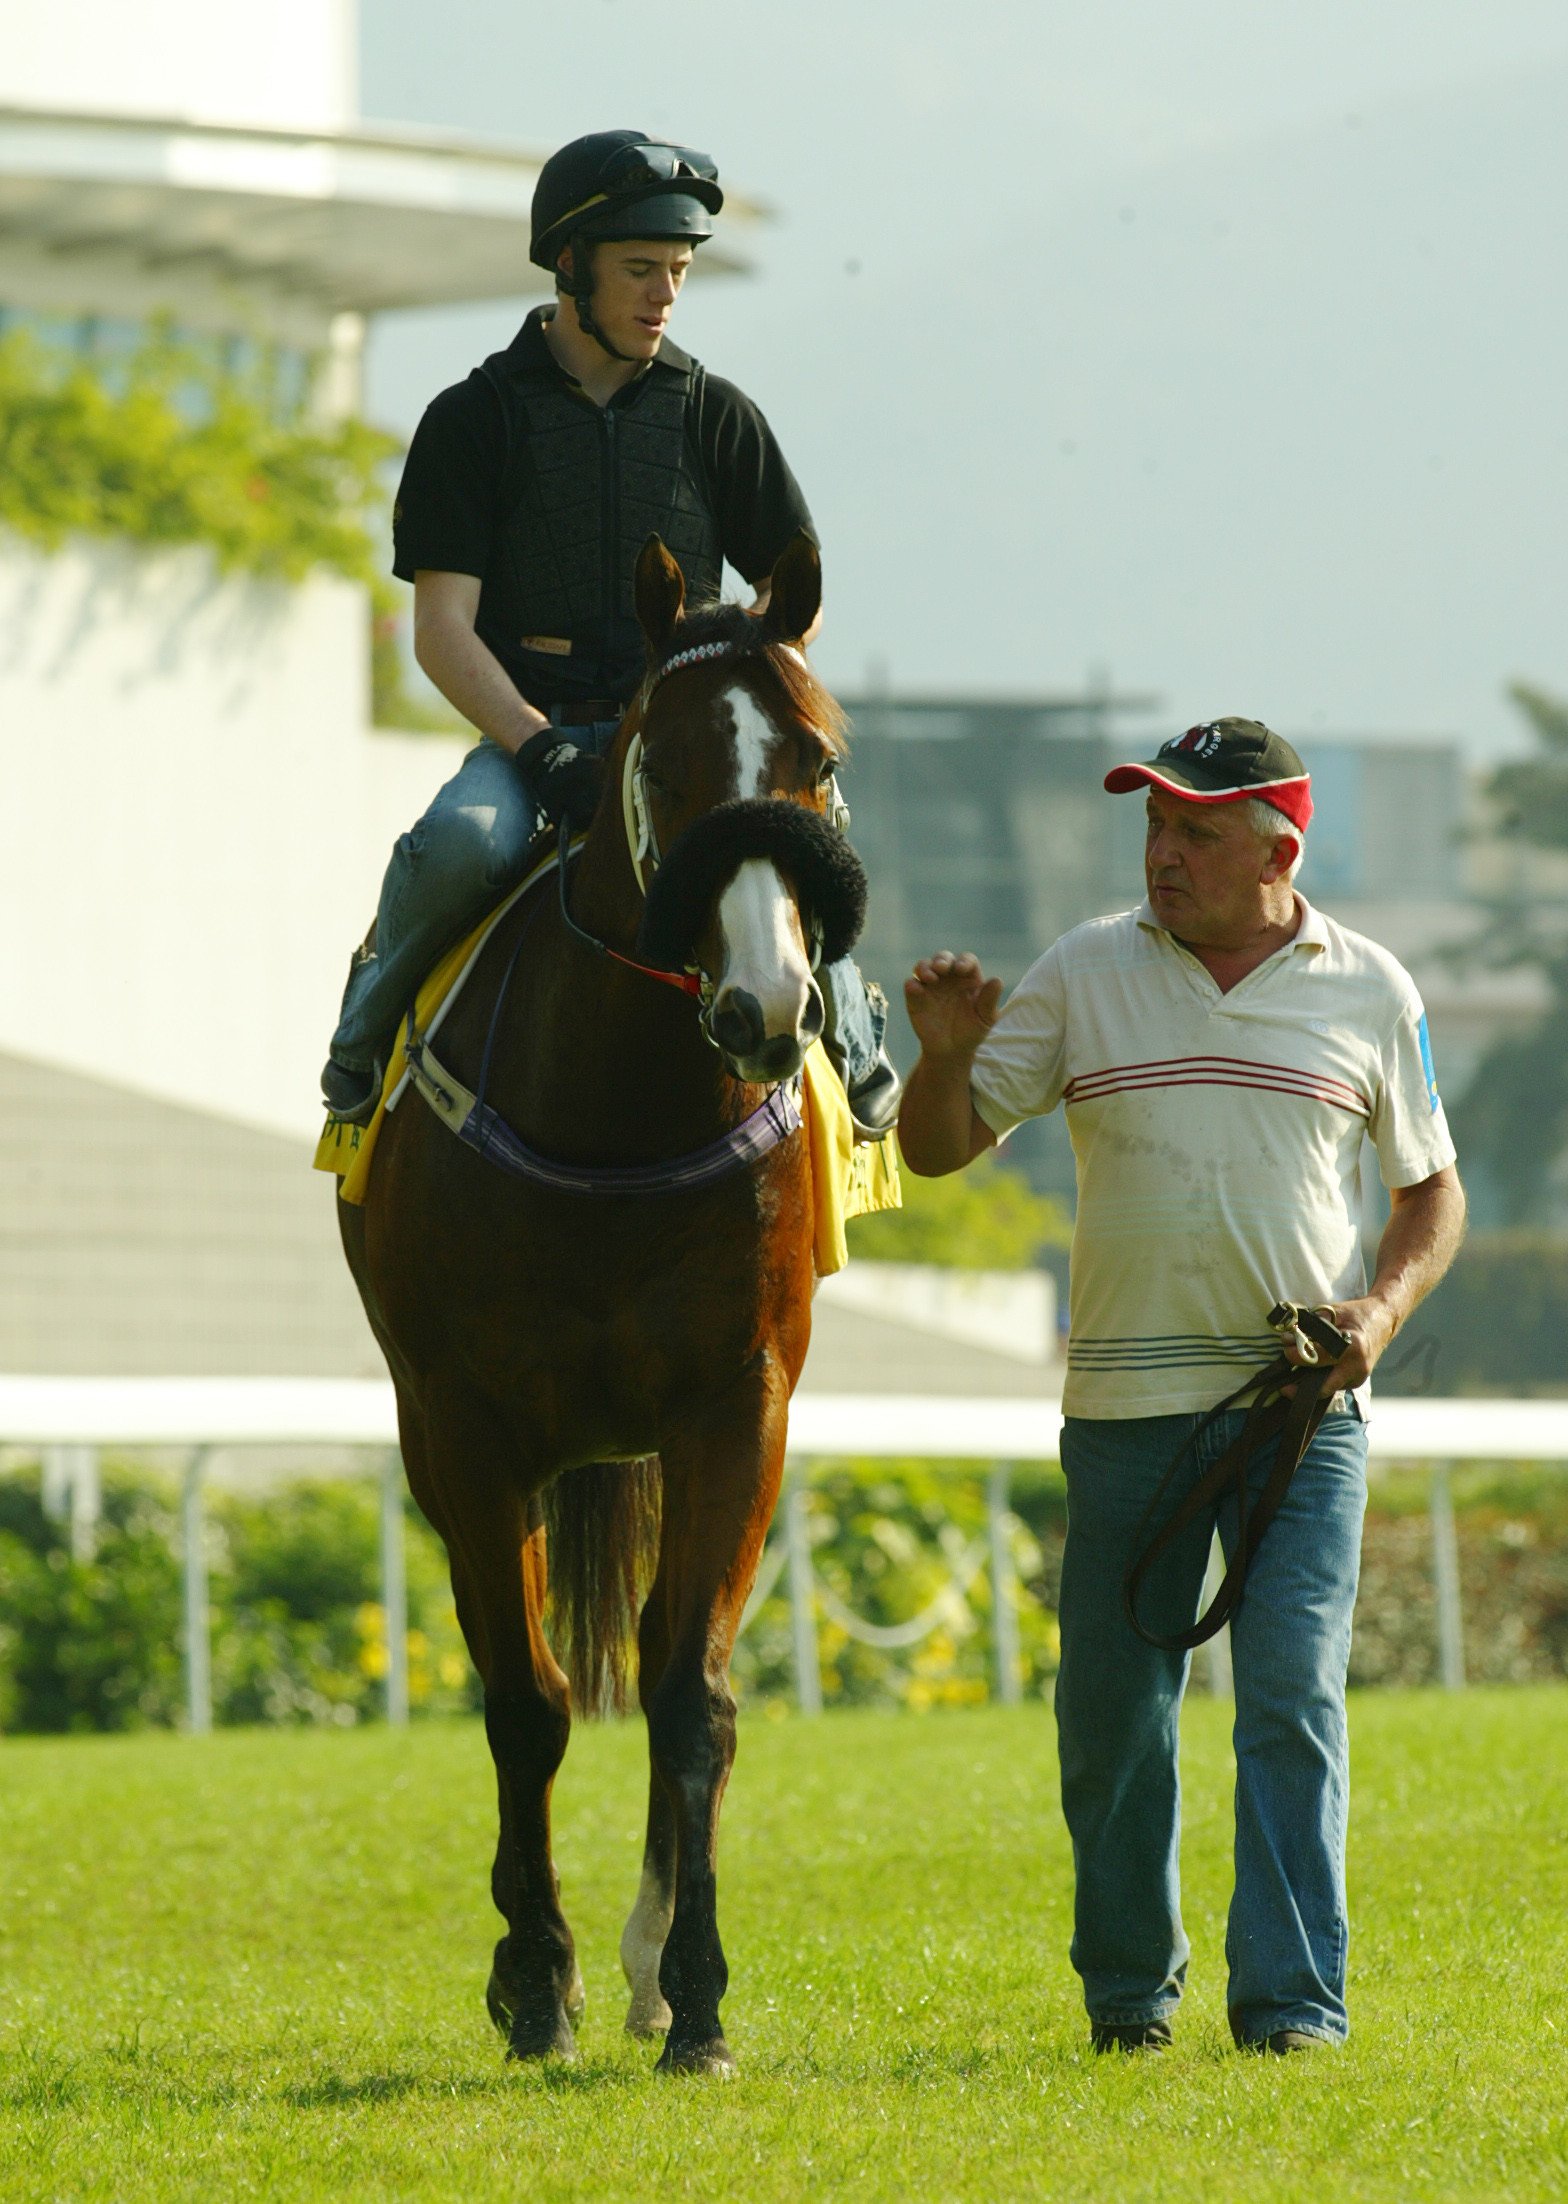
[392,307,815,707]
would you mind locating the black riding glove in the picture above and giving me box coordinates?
[514,729,606,832]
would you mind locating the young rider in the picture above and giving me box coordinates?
[322,129,899,1131]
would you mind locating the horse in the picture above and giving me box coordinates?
[339,531,864,2076]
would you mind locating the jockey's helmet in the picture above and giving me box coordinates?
[530,131,723,275]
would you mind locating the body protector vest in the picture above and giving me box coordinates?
[477,336,724,707]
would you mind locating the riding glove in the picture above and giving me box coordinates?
[514,729,606,832]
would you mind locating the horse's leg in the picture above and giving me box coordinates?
[645,1370,789,2076]
[422,1406,581,2060]
[621,1586,676,2037]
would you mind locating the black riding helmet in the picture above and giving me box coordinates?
[530,129,723,360]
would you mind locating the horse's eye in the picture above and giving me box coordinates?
[816,758,837,787]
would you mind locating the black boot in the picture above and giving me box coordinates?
[321,1054,382,1126]
[845,1048,903,1140]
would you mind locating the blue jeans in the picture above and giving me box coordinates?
[1055,1403,1368,2044]
[330,725,885,1086]
[331,738,543,1072]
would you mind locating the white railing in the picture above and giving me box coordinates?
[5,1377,1564,1723]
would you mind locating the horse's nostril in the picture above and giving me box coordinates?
[802,985,825,1044]
[710,988,765,1059]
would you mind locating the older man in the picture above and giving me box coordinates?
[899,718,1465,2055]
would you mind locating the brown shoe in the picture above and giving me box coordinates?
[1245,2029,1327,2055]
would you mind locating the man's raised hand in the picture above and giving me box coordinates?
[905,951,1004,1060]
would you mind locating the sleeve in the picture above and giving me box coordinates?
[695,374,817,585]
[969,944,1071,1141]
[391,376,505,583]
[1368,987,1458,1189]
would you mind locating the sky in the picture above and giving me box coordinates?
[361,0,1568,758]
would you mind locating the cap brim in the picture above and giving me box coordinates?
[1103,762,1313,831]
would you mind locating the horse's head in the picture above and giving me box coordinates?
[628,533,866,1084]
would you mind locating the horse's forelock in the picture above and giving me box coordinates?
[649,603,846,757]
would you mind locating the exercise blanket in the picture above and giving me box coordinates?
[314,875,899,1276]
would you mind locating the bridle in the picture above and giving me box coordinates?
[555,637,833,1026]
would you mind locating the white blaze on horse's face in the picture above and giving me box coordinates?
[711,861,824,1081]
[704,674,826,1081]
[724,683,777,802]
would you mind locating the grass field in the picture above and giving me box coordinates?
[1,1693,1565,2202]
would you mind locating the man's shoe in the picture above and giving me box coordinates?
[321,1055,381,1126]
[1091,2019,1172,2054]
[1240,2029,1327,2056]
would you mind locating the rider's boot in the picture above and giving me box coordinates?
[320,740,544,1125]
[821,965,903,1140]
[321,941,383,1125]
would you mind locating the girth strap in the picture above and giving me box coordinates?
[1122,1304,1351,1651]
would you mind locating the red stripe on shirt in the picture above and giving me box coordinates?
[1064,1054,1371,1118]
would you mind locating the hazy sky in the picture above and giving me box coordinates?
[362,1,1568,757]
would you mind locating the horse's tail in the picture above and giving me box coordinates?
[542,1457,662,1716]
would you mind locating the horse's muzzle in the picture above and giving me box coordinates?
[708,983,825,1082]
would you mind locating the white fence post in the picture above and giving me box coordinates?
[987,1463,1022,1705]
[380,1451,409,1727]
[786,1478,823,1716]
[181,1448,212,1735]
[68,1445,102,1562]
[1430,1462,1466,1691]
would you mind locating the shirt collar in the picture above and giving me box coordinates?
[506,303,692,384]
[1136,891,1328,952]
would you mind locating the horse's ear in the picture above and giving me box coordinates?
[635,535,686,654]
[762,529,821,646]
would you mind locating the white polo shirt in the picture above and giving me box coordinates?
[970,897,1456,1419]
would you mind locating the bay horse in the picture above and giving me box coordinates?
[340,532,863,2075]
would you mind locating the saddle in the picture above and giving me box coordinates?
[313,841,900,1272]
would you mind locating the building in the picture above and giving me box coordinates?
[0,1,757,1376]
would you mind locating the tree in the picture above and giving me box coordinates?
[1450,683,1568,1224]
[846,1152,1071,1270]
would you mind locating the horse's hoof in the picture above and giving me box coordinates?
[505,2020,577,2064]
[656,2035,737,2078]
[624,1990,673,2039]
[486,1968,577,2061]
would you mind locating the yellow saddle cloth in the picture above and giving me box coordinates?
[314,874,899,1277]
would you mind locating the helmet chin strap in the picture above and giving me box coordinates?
[561,233,639,365]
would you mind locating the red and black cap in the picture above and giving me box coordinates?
[1104,717,1312,832]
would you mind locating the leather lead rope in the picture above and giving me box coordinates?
[1122,1303,1352,1652]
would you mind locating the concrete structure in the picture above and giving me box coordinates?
[0,4,752,401]
[0,0,759,1376]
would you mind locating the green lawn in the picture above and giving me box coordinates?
[1,1694,1564,2202]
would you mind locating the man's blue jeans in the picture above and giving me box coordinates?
[1056,1403,1368,2045]
[330,729,884,1087]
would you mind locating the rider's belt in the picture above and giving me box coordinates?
[552,698,624,726]
[521,634,572,655]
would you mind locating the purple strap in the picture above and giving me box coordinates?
[457,1082,801,1196]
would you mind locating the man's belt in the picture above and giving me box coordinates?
[1122,1302,1352,1652]
[551,698,625,728]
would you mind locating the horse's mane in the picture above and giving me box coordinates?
[650,600,847,757]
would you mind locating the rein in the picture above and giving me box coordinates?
[1122,1302,1352,1651]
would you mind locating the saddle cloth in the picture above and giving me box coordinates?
[313,856,900,1276]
